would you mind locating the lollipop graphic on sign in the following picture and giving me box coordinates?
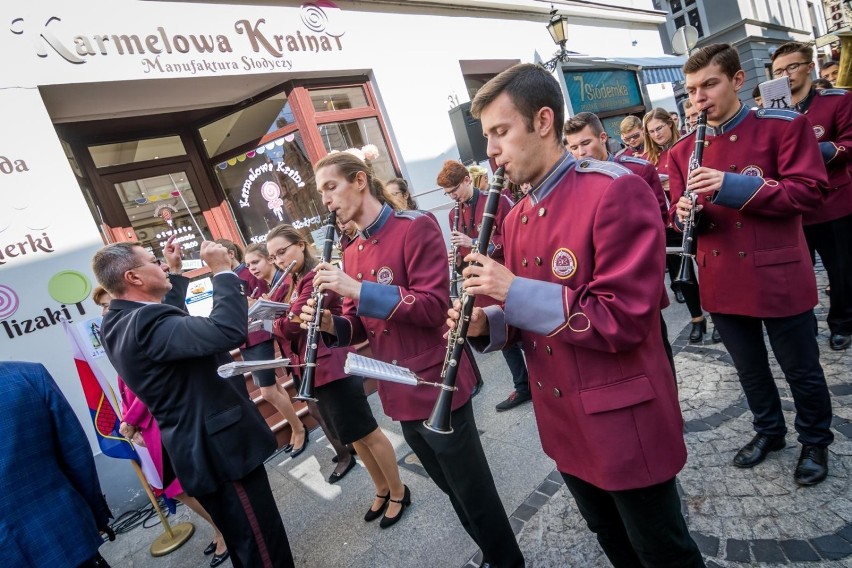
[0,285,20,320]
[261,181,285,221]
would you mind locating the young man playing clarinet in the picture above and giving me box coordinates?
[771,41,852,352]
[304,152,524,568]
[670,44,833,486]
[451,63,704,567]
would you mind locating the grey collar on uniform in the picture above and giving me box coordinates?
[529,152,576,205]
[708,103,748,136]
[360,203,393,239]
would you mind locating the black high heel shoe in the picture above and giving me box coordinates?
[203,541,216,555]
[689,319,706,343]
[379,485,411,529]
[364,492,390,522]
[290,429,310,458]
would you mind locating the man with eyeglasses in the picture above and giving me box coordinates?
[617,115,645,157]
[772,41,852,352]
[437,159,531,410]
[92,236,296,567]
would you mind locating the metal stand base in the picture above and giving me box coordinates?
[150,521,195,557]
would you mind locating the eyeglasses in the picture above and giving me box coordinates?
[271,243,297,259]
[772,61,808,77]
[389,191,403,198]
[622,132,642,143]
[130,258,163,270]
[647,125,669,135]
[443,183,462,197]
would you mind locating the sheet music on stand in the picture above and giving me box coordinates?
[758,77,793,110]
[218,358,291,378]
[247,299,290,320]
[344,353,420,387]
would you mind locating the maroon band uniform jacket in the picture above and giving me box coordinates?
[796,88,852,225]
[667,105,827,318]
[611,153,669,226]
[477,154,686,492]
[330,206,477,421]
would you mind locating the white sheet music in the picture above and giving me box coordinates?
[758,77,793,110]
[247,299,290,320]
[344,353,420,386]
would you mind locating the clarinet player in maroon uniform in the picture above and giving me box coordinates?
[451,63,703,567]
[439,160,531,411]
[670,44,833,486]
[771,41,852,351]
[304,152,523,567]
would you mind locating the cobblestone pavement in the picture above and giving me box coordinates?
[510,267,852,567]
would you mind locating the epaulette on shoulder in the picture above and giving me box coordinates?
[818,88,847,96]
[755,108,797,121]
[576,159,630,179]
[394,209,427,220]
[617,155,651,166]
[670,133,694,150]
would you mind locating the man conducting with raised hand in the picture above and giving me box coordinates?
[450,63,704,567]
[94,236,294,568]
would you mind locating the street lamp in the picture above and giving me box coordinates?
[542,10,570,71]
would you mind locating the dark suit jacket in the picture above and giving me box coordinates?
[0,362,111,567]
[101,274,276,496]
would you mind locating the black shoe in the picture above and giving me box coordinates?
[332,447,357,463]
[495,390,532,412]
[379,485,411,529]
[674,288,686,304]
[711,327,721,343]
[327,456,357,484]
[203,541,216,556]
[829,333,851,350]
[364,493,390,522]
[794,445,829,486]
[290,429,310,458]
[688,319,706,343]
[732,433,785,468]
[210,549,230,568]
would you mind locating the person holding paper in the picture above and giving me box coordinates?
[771,41,852,352]
[305,152,523,566]
[671,44,833,486]
[93,238,294,567]
[241,242,309,456]
[267,224,405,513]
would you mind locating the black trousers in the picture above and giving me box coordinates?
[805,213,852,335]
[196,465,295,568]
[660,314,677,382]
[562,474,704,568]
[712,310,834,446]
[401,401,524,568]
[501,342,530,395]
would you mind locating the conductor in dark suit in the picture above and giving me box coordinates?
[93,236,294,568]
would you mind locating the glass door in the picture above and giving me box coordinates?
[104,164,211,271]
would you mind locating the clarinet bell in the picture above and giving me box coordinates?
[423,389,454,434]
[673,255,696,285]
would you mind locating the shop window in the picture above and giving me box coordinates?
[318,117,396,184]
[213,132,325,244]
[112,172,209,262]
[89,136,186,168]
[309,86,369,112]
[62,140,106,240]
[200,92,294,159]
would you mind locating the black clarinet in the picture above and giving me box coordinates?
[674,110,707,285]
[449,200,461,302]
[424,166,505,434]
[295,211,337,402]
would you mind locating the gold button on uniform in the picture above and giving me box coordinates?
[546,345,552,355]
[538,208,546,217]
[358,244,364,251]
[712,250,720,256]
[738,251,746,257]
[536,381,543,390]
[521,215,528,224]
[730,165,737,171]
[357,273,363,279]
[535,257,542,265]
[522,258,528,267]
[730,135,738,142]
[735,222,742,228]
[552,388,562,397]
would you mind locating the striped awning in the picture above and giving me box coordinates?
[607,55,688,84]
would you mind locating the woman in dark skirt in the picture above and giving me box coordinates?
[268,224,407,525]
